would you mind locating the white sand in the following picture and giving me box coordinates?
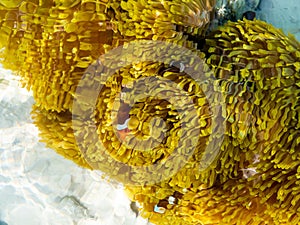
[0,66,150,225]
[1,1,300,224]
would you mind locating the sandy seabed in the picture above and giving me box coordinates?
[1,0,300,224]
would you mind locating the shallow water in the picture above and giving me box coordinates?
[1,0,300,224]
[0,67,150,225]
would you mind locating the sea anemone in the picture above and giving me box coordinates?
[114,0,216,39]
[0,0,216,112]
[31,105,92,169]
[32,47,218,186]
[2,0,300,224]
[126,19,300,225]
[30,19,300,224]
[0,0,124,112]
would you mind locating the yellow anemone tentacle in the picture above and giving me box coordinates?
[0,0,216,112]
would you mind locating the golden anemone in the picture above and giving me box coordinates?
[31,105,92,169]
[2,0,300,224]
[126,19,300,225]
[0,0,120,112]
[0,0,215,112]
[31,19,300,224]
[31,41,218,184]
[114,0,216,39]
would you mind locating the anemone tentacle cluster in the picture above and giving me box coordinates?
[0,0,215,112]
[1,0,300,225]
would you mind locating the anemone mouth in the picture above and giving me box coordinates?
[69,39,227,187]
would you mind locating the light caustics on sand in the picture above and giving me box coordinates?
[1,1,300,224]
